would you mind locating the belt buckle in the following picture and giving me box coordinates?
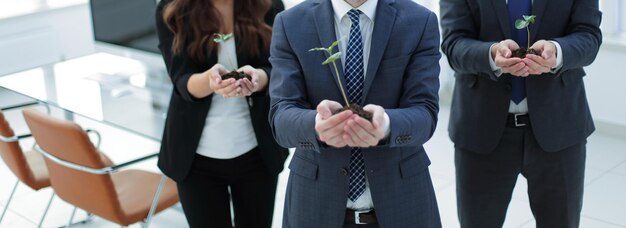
[354,209,371,224]
[514,113,527,127]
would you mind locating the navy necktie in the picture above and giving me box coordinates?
[508,0,531,104]
[345,9,366,202]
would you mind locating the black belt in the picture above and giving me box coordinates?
[345,209,377,224]
[507,113,530,127]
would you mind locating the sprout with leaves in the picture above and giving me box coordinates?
[213,33,233,43]
[213,33,236,69]
[309,40,350,107]
[212,33,251,81]
[308,38,373,121]
[515,15,536,49]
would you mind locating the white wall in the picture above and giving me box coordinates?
[584,42,626,129]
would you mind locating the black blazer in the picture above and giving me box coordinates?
[440,0,602,153]
[155,0,288,182]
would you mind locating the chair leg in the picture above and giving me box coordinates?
[142,174,167,228]
[83,212,94,224]
[66,207,77,228]
[57,210,92,228]
[0,180,19,224]
[37,192,54,228]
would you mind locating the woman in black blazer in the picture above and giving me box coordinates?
[155,0,288,227]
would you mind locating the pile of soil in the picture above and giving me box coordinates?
[511,48,540,58]
[222,71,251,81]
[333,103,373,122]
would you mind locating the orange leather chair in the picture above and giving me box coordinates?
[0,103,112,227]
[22,108,179,227]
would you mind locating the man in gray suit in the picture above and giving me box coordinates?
[269,0,442,227]
[440,0,602,227]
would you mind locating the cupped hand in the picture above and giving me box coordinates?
[524,40,557,75]
[237,65,261,96]
[343,104,386,148]
[492,39,529,77]
[315,100,352,148]
[207,63,240,97]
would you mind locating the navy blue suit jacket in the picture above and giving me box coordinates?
[441,0,602,153]
[269,0,441,227]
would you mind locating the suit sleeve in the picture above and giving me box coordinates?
[268,13,321,151]
[386,12,441,148]
[552,0,602,75]
[155,1,208,102]
[439,0,499,80]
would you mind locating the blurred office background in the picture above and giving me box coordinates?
[0,0,624,227]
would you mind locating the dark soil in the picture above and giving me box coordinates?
[332,103,373,122]
[222,71,251,81]
[511,48,540,58]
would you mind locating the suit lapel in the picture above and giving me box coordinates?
[312,0,347,98]
[361,0,396,103]
[491,0,512,39]
[530,0,548,43]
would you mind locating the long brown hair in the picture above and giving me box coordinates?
[163,0,272,63]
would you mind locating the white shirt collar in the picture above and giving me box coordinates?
[330,0,377,22]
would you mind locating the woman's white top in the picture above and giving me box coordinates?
[196,37,258,159]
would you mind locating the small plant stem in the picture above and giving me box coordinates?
[331,61,350,106]
[526,27,530,48]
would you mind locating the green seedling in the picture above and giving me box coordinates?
[309,40,349,106]
[515,15,536,49]
[213,33,236,70]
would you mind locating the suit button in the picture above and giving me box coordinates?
[505,84,512,91]
[395,137,402,144]
[340,168,348,176]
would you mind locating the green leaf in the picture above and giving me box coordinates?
[515,19,528,29]
[322,52,341,65]
[212,33,233,43]
[308,47,328,52]
[523,15,536,24]
[328,40,339,53]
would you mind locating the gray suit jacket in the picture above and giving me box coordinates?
[440,0,602,153]
[269,0,442,227]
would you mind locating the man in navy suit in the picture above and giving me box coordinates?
[440,0,602,227]
[269,0,442,227]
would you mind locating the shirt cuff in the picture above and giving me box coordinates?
[549,40,563,73]
[382,111,391,138]
[488,43,503,77]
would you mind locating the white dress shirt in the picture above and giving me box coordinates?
[330,0,378,210]
[488,0,564,113]
[196,37,258,159]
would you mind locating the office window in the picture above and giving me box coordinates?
[618,0,626,38]
[600,0,626,40]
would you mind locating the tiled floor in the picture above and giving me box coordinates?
[1,95,626,228]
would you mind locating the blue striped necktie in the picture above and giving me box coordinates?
[345,9,366,201]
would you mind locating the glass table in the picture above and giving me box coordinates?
[0,52,172,141]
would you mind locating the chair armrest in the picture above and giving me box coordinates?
[0,133,32,142]
[33,144,158,175]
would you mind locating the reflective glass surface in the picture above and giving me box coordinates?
[0,52,171,141]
